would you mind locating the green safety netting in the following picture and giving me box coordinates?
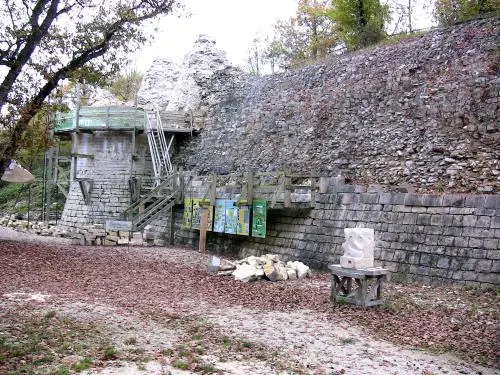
[54,106,146,132]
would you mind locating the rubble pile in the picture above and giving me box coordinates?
[0,215,157,246]
[217,254,311,283]
[0,215,65,236]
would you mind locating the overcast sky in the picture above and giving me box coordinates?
[132,0,298,71]
[132,0,435,73]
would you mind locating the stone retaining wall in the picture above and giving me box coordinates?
[174,186,499,288]
[174,17,500,194]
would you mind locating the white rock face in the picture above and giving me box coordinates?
[137,58,182,110]
[340,228,375,269]
[87,87,126,107]
[166,35,230,112]
[138,35,230,113]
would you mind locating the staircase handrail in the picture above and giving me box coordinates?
[154,107,173,175]
[121,173,177,220]
[145,110,161,179]
[133,191,176,223]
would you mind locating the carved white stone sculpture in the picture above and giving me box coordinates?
[340,228,375,269]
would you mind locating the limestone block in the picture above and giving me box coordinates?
[233,264,258,283]
[255,268,265,278]
[287,268,298,280]
[275,263,288,281]
[263,262,278,282]
[154,239,165,246]
[340,228,375,269]
[291,261,311,279]
[264,254,280,263]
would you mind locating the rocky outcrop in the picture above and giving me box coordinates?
[167,35,231,112]
[138,35,232,113]
[137,58,182,109]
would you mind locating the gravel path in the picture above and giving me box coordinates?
[0,226,497,375]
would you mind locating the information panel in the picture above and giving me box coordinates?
[192,199,213,231]
[213,199,226,233]
[252,199,267,238]
[224,200,238,234]
[191,198,202,230]
[237,206,250,236]
[183,198,193,229]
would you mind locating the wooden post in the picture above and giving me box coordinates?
[199,206,209,253]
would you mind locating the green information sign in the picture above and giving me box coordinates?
[252,199,267,238]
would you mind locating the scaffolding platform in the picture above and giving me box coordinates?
[54,106,201,134]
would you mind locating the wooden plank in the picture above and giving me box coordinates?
[328,264,389,277]
[286,172,320,178]
[71,153,94,159]
[285,184,314,190]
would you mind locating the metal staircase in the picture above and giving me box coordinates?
[120,110,180,232]
[121,174,180,231]
[145,108,174,185]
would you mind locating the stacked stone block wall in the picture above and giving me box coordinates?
[60,132,153,227]
[174,187,499,288]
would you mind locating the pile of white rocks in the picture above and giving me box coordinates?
[0,215,153,246]
[0,215,65,236]
[218,254,311,283]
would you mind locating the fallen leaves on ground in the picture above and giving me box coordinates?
[0,240,498,368]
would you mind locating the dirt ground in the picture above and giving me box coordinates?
[0,227,498,375]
